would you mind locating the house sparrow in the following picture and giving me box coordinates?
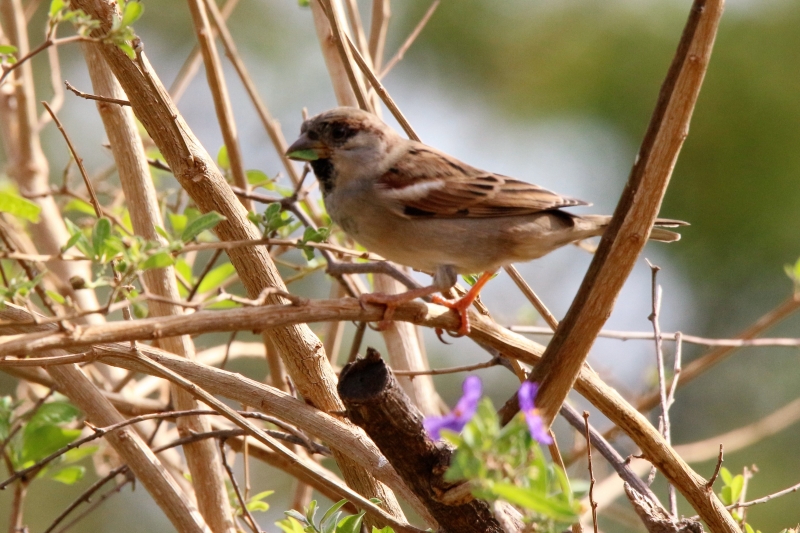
[286,107,684,335]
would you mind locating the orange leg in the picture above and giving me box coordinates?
[360,284,442,330]
[431,270,496,336]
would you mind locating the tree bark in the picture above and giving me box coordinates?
[339,348,505,533]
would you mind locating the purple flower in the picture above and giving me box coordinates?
[519,382,553,445]
[424,376,482,440]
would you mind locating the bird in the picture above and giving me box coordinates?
[285,107,684,335]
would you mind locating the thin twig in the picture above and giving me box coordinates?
[706,444,724,491]
[220,438,262,533]
[666,331,682,408]
[392,357,500,376]
[343,22,418,140]
[0,34,85,86]
[726,478,800,511]
[367,0,390,73]
[64,80,130,106]
[126,348,424,533]
[646,260,676,514]
[186,0,250,210]
[43,465,130,533]
[202,0,312,208]
[0,351,97,367]
[583,411,598,533]
[511,324,800,348]
[347,320,367,363]
[380,0,439,78]
[186,247,224,302]
[53,475,132,533]
[0,407,329,490]
[41,102,103,218]
[38,42,65,127]
[504,265,559,331]
[169,0,240,103]
[317,0,370,110]
[343,0,369,59]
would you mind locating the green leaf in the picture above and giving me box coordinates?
[246,169,271,186]
[120,1,143,27]
[276,517,306,533]
[217,145,230,170]
[719,467,732,486]
[64,198,97,216]
[63,445,99,463]
[0,190,41,223]
[118,42,135,59]
[155,225,171,241]
[336,511,366,533]
[320,499,348,529]
[305,499,318,525]
[371,527,395,533]
[21,426,82,464]
[61,229,84,254]
[204,299,240,310]
[729,474,744,503]
[286,149,319,161]
[26,402,80,433]
[0,396,14,441]
[132,301,148,318]
[0,44,18,55]
[247,490,274,511]
[174,258,193,284]
[92,217,112,259]
[283,510,306,525]
[168,212,188,236]
[48,0,64,17]
[246,501,269,512]
[45,290,66,304]
[462,272,497,286]
[141,251,174,270]
[490,482,579,522]
[196,263,236,294]
[250,490,274,501]
[720,486,733,505]
[181,211,226,242]
[51,465,85,485]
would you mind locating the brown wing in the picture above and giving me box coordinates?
[376,144,587,218]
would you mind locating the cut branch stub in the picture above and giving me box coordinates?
[338,348,504,533]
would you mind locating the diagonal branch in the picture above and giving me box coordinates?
[66,0,403,521]
[81,41,235,532]
[497,1,734,528]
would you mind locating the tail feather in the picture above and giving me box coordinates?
[577,215,688,243]
[650,217,688,242]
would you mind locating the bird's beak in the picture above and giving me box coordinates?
[285,133,328,161]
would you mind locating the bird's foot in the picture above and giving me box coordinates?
[359,292,400,330]
[431,294,472,337]
[360,284,443,330]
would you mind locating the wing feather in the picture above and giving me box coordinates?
[376,144,587,218]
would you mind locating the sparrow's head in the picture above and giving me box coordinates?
[286,108,400,187]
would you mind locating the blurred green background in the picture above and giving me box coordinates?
[1,0,799,530]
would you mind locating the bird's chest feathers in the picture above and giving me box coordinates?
[322,179,375,238]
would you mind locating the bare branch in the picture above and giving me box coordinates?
[380,0,439,78]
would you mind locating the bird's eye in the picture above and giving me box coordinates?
[331,124,349,141]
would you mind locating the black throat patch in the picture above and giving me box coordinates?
[310,159,335,195]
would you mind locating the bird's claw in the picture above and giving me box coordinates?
[431,295,472,336]
[359,292,397,331]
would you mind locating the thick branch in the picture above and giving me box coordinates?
[338,349,503,533]
[67,0,402,519]
[82,42,234,532]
